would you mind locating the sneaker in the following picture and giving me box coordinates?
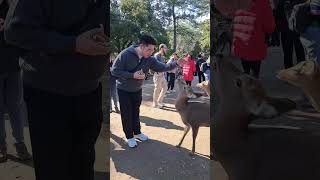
[158,103,165,108]
[127,138,137,148]
[0,145,7,163]
[171,89,176,93]
[134,133,148,141]
[15,142,32,161]
[166,90,171,94]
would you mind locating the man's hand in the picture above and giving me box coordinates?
[133,69,145,80]
[0,18,4,32]
[75,25,109,56]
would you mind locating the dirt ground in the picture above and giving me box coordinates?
[110,77,210,180]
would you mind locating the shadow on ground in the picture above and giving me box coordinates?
[140,115,184,131]
[110,133,209,180]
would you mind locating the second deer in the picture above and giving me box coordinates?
[175,78,210,155]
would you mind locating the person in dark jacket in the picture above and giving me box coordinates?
[196,53,206,83]
[276,0,306,68]
[4,0,109,179]
[111,35,186,148]
[0,0,31,163]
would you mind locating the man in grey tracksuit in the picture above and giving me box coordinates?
[111,35,185,148]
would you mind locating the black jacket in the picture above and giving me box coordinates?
[5,0,108,96]
[0,0,20,74]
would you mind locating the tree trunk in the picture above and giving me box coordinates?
[172,4,177,52]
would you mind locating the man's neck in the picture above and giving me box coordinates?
[159,51,164,56]
[135,47,143,59]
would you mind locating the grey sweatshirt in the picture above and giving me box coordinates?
[111,45,178,92]
[4,0,107,96]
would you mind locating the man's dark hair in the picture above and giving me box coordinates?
[138,35,157,46]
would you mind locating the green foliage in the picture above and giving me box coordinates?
[110,0,210,57]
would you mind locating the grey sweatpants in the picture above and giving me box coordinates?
[0,71,26,146]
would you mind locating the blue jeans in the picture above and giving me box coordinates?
[300,26,320,63]
[0,71,26,146]
[110,76,119,109]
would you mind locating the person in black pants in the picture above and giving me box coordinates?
[276,0,306,69]
[241,60,262,78]
[111,35,186,148]
[5,0,109,179]
[196,53,206,83]
[167,52,178,92]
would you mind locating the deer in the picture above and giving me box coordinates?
[174,76,210,156]
[277,60,320,112]
[212,55,320,180]
[196,80,210,97]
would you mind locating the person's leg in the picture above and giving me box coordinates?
[250,61,262,79]
[198,72,202,83]
[5,71,31,160]
[169,73,175,90]
[24,86,73,180]
[117,89,134,139]
[293,33,306,63]
[201,72,206,82]
[241,59,251,74]
[281,31,294,68]
[110,77,119,111]
[132,89,142,136]
[72,84,103,180]
[0,74,6,147]
[152,74,161,106]
[167,73,172,90]
[158,77,167,104]
[0,74,7,161]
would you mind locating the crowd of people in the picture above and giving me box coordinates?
[215,0,320,79]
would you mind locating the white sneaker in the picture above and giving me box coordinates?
[166,90,171,94]
[134,133,148,141]
[127,138,138,148]
[158,103,165,108]
[171,90,176,93]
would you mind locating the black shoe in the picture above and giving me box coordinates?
[15,142,32,161]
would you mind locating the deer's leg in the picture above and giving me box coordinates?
[176,125,190,148]
[190,126,199,156]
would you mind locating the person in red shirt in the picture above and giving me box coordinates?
[232,0,275,78]
[182,53,196,86]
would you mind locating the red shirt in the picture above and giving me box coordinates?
[183,58,196,81]
[232,0,275,61]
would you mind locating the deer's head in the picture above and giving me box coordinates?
[277,60,319,87]
[213,55,278,118]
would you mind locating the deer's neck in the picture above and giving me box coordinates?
[175,93,189,111]
[213,101,250,154]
